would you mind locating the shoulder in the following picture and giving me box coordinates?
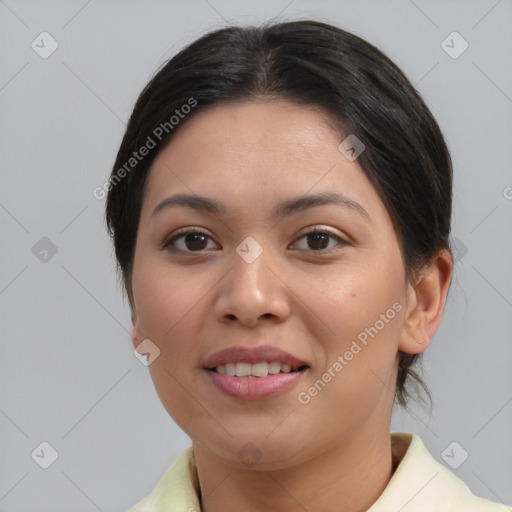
[368,433,510,512]
[126,446,199,512]
[127,494,152,512]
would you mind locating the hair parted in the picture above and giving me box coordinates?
[105,19,453,409]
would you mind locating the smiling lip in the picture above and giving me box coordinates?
[203,345,309,400]
[206,370,308,400]
[203,345,308,369]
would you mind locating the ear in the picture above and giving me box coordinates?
[125,280,142,350]
[131,303,143,350]
[399,249,453,354]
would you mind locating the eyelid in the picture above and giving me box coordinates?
[293,225,346,241]
[163,225,349,254]
[290,226,348,251]
[163,226,218,249]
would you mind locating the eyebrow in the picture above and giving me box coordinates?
[151,191,370,221]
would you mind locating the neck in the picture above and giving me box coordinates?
[193,423,394,512]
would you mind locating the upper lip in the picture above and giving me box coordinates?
[203,345,309,369]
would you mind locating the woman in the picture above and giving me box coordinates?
[105,20,508,512]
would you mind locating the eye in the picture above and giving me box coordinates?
[290,227,347,252]
[163,228,219,253]
[163,226,348,254]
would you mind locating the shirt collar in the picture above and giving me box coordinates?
[135,433,507,511]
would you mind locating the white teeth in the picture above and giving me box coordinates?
[235,362,252,377]
[268,361,281,374]
[214,361,303,377]
[251,362,268,377]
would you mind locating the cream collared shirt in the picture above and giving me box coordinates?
[128,433,510,511]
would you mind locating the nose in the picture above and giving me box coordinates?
[213,244,291,328]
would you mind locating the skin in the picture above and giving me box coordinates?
[129,99,453,512]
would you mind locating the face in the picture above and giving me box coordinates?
[130,99,412,469]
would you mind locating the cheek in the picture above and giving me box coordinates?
[298,263,404,350]
[132,259,212,428]
[294,257,405,399]
[131,254,209,367]
[293,277,404,429]
[133,245,184,320]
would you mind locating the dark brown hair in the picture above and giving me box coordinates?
[105,20,453,408]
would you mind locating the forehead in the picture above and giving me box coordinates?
[140,100,385,223]
[162,99,343,160]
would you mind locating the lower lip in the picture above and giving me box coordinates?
[205,369,308,400]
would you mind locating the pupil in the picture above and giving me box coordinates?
[308,233,328,250]
[186,233,207,251]
[183,233,329,251]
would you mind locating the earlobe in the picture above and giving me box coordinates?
[127,282,141,349]
[398,249,453,355]
[131,309,143,349]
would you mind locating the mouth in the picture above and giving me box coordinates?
[203,345,310,400]
[207,361,309,378]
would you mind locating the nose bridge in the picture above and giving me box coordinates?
[235,240,270,289]
[215,237,290,325]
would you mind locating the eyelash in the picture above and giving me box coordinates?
[162,227,348,254]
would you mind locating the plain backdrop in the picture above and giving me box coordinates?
[1,0,511,510]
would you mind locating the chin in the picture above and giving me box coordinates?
[194,427,312,471]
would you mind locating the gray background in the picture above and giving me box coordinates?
[1,0,511,510]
